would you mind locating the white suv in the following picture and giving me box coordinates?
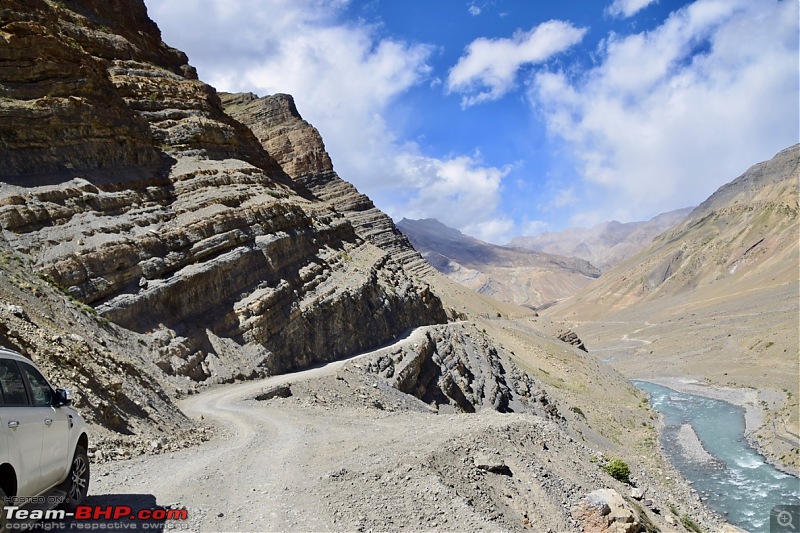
[0,347,90,530]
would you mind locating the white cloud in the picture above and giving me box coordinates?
[521,219,549,237]
[468,4,481,16]
[145,0,431,185]
[145,0,515,243]
[447,20,587,107]
[553,187,577,208]
[606,0,658,18]
[532,0,799,224]
[388,153,513,243]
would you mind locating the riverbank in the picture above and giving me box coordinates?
[634,376,800,478]
[638,377,763,434]
[635,380,800,533]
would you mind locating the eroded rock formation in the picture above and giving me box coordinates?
[362,323,564,419]
[0,0,446,383]
[220,92,433,276]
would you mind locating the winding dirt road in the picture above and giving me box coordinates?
[84,326,432,531]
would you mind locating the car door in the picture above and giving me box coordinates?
[0,358,44,497]
[19,362,70,491]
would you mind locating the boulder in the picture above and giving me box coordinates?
[572,488,642,533]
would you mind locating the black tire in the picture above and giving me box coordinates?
[64,446,89,511]
[0,486,10,533]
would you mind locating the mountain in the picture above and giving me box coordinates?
[397,218,600,309]
[0,0,445,425]
[550,144,800,471]
[219,92,432,276]
[0,2,746,530]
[509,207,693,272]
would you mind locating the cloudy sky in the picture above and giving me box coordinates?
[144,0,798,243]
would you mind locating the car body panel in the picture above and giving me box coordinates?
[0,347,88,502]
[0,405,44,495]
[18,361,71,491]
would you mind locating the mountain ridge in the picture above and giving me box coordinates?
[397,217,600,309]
[509,207,694,272]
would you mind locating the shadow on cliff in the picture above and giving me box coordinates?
[1,150,178,190]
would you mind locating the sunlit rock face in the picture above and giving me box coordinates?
[0,0,446,381]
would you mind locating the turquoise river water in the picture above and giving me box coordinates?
[633,381,800,533]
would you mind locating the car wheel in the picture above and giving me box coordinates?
[64,446,90,510]
[0,486,10,533]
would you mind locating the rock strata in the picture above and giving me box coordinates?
[0,0,446,387]
[362,323,563,418]
[221,92,434,276]
[558,328,587,351]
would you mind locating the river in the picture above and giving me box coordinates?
[633,381,800,533]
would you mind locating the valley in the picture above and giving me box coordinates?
[0,1,797,532]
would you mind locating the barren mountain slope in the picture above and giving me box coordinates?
[397,218,600,308]
[550,144,800,471]
[509,207,693,272]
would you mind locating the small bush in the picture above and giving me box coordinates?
[681,514,702,533]
[602,458,630,483]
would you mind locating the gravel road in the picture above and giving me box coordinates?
[73,327,440,531]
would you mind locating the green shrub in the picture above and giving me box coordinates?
[602,458,630,483]
[680,514,702,533]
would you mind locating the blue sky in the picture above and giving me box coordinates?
[145,0,798,243]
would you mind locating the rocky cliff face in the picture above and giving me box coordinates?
[0,0,446,388]
[220,92,433,277]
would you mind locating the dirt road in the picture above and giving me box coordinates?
[81,326,434,531]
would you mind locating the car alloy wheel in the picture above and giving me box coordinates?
[66,446,90,507]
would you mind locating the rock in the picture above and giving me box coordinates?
[254,384,293,401]
[0,0,447,390]
[572,489,642,533]
[473,452,511,475]
[473,452,504,472]
[630,486,646,500]
[557,329,587,352]
[5,304,28,320]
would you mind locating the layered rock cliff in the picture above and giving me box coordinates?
[0,0,446,388]
[220,92,433,276]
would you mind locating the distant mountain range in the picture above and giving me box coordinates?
[397,206,696,308]
[554,144,799,313]
[508,207,693,273]
[397,218,600,309]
